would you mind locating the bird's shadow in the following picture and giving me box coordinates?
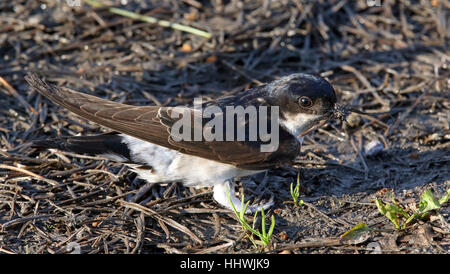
[242,145,449,205]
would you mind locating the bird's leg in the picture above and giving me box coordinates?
[213,180,274,214]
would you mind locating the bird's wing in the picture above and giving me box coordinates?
[26,73,300,169]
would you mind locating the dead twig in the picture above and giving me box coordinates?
[119,200,203,244]
[0,164,60,187]
[1,214,58,230]
[0,76,38,115]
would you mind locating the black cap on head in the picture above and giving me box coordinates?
[265,73,337,117]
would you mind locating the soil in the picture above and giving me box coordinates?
[0,0,448,254]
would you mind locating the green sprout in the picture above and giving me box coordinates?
[226,187,275,248]
[290,172,304,206]
[376,188,449,230]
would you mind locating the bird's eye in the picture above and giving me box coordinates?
[298,96,313,108]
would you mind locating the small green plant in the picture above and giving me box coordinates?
[340,222,373,243]
[376,188,449,230]
[290,172,304,206]
[226,187,275,248]
[45,222,54,232]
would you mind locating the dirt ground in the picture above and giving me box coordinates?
[0,0,448,254]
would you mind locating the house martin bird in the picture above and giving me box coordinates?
[25,72,339,213]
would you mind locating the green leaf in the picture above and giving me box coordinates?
[225,185,276,247]
[375,199,387,215]
[290,182,297,203]
[386,203,409,219]
[404,212,419,228]
[268,215,276,240]
[240,194,248,219]
[341,223,372,241]
[376,199,409,229]
[385,212,401,229]
[261,208,266,239]
[418,189,441,213]
[290,172,301,205]
[252,210,258,230]
[438,189,449,206]
[375,188,450,230]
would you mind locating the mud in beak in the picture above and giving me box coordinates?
[332,103,368,122]
[331,103,349,121]
[297,104,350,138]
[297,104,366,138]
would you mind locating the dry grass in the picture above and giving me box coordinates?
[0,0,448,254]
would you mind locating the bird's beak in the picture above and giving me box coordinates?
[297,118,328,138]
[297,103,351,138]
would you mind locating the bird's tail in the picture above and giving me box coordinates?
[33,132,131,162]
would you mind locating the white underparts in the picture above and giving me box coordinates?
[119,135,269,213]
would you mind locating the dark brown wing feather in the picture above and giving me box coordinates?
[25,73,300,170]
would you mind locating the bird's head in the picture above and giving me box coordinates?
[264,73,338,138]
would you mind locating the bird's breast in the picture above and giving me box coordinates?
[120,135,265,187]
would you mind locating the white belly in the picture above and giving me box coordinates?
[120,135,264,187]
